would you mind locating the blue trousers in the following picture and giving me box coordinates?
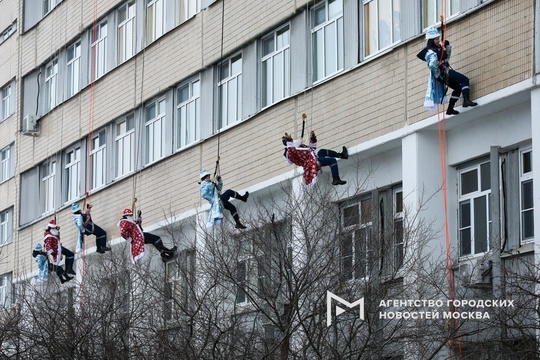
[317,149,341,178]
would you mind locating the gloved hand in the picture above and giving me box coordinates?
[444,40,450,46]
[310,131,317,143]
[216,176,222,182]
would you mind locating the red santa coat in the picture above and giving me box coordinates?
[118,218,145,263]
[285,139,318,189]
[43,231,62,265]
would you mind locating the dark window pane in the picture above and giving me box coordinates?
[480,162,491,191]
[236,261,246,303]
[522,151,532,174]
[522,180,533,210]
[474,196,488,253]
[343,205,359,227]
[360,199,372,224]
[459,201,470,227]
[461,169,478,195]
[395,190,403,213]
[460,228,471,256]
[262,36,274,56]
[522,209,534,239]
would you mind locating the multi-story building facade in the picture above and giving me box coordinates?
[0,0,538,358]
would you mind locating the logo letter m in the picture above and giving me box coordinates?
[326,291,364,327]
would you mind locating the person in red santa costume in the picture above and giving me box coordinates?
[43,219,75,284]
[282,130,348,188]
[118,208,177,263]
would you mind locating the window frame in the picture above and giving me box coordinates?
[310,0,344,83]
[0,273,12,307]
[92,20,108,80]
[0,143,14,183]
[44,58,59,112]
[340,195,374,281]
[41,158,57,214]
[458,161,491,257]
[118,1,136,64]
[0,208,13,246]
[177,0,198,24]
[362,0,402,57]
[144,97,166,164]
[217,53,243,129]
[261,24,291,108]
[115,113,136,178]
[146,0,165,44]
[66,41,82,98]
[63,145,81,203]
[2,83,12,120]
[393,187,404,269]
[164,249,196,321]
[175,77,201,150]
[520,148,533,243]
[90,129,107,190]
[422,0,460,29]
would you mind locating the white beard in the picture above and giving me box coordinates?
[50,229,59,236]
[126,216,133,222]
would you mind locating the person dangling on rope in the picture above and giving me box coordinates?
[418,26,478,115]
[199,169,249,229]
[71,201,111,254]
[118,208,177,263]
[43,219,75,284]
[32,243,49,283]
[282,130,348,188]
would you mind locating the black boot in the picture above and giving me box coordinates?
[340,146,349,159]
[332,177,347,186]
[160,250,175,261]
[66,264,76,276]
[233,214,247,229]
[237,192,249,202]
[97,245,111,254]
[462,94,477,107]
[60,273,73,284]
[446,98,459,115]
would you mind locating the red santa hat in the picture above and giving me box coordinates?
[47,219,57,228]
[122,208,133,216]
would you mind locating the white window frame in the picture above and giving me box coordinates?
[261,24,291,108]
[91,129,107,190]
[0,209,13,246]
[218,53,242,129]
[458,161,491,257]
[92,21,108,80]
[41,159,57,214]
[340,196,373,281]
[310,0,344,82]
[177,0,197,24]
[144,98,166,164]
[146,0,165,44]
[118,1,136,64]
[64,147,81,202]
[44,58,58,112]
[393,187,404,269]
[43,0,57,16]
[0,273,12,307]
[164,249,195,321]
[520,148,533,243]
[0,144,13,183]
[176,77,200,150]
[423,0,459,28]
[2,84,12,120]
[363,0,401,57]
[115,114,135,178]
[66,41,81,98]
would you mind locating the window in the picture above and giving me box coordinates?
[235,221,290,304]
[0,273,12,307]
[92,21,108,80]
[0,21,17,45]
[218,54,242,129]
[2,83,12,120]
[147,0,165,43]
[261,25,290,108]
[177,0,197,23]
[520,149,533,242]
[0,144,13,182]
[118,1,136,63]
[66,41,81,98]
[41,159,57,214]
[458,161,491,256]
[393,188,404,269]
[43,0,57,16]
[91,130,107,189]
[44,58,58,112]
[164,249,195,321]
[145,98,166,164]
[64,147,80,202]
[423,0,459,28]
[311,0,344,82]
[176,78,200,149]
[363,0,401,56]
[0,209,13,246]
[340,196,373,280]
[115,114,135,178]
